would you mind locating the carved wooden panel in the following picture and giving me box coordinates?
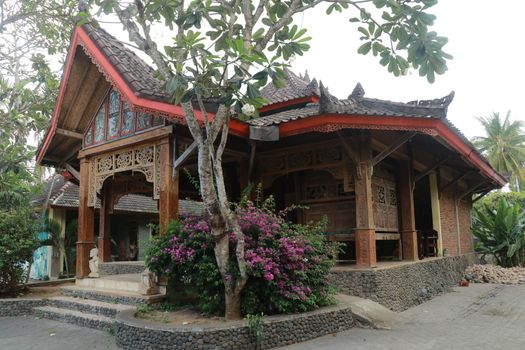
[372,166,399,232]
[88,143,161,207]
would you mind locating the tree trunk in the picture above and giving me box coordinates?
[224,288,242,320]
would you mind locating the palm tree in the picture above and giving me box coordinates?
[472,111,525,191]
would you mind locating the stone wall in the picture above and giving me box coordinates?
[329,254,477,312]
[99,261,146,276]
[115,302,355,350]
[0,299,46,317]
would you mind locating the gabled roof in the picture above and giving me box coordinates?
[82,24,169,102]
[33,175,203,216]
[260,69,319,106]
[36,24,505,187]
[250,82,453,126]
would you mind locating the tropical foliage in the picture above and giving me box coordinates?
[472,111,525,191]
[146,199,338,316]
[0,209,38,293]
[472,198,525,267]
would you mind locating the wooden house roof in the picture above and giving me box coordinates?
[36,24,506,188]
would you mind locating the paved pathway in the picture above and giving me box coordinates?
[0,315,118,350]
[1,284,525,350]
[282,284,525,350]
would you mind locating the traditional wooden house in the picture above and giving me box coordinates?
[37,24,505,288]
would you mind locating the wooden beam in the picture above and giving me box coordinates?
[56,128,83,140]
[372,131,417,166]
[248,141,257,180]
[439,170,475,194]
[159,137,179,233]
[58,144,82,168]
[457,181,485,201]
[76,158,95,278]
[337,131,359,164]
[473,189,492,204]
[64,163,81,182]
[173,140,198,172]
[414,156,450,183]
[78,125,173,158]
[354,133,376,268]
[399,158,418,261]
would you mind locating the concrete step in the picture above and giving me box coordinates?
[61,285,165,306]
[75,274,147,294]
[34,306,115,332]
[47,296,134,318]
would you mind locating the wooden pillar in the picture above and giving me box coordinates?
[159,137,179,234]
[354,134,377,268]
[76,157,95,278]
[399,159,418,261]
[98,181,112,262]
[239,159,249,196]
[429,172,443,256]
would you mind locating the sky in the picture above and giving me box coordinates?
[100,0,525,140]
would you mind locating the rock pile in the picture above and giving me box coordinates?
[465,264,525,284]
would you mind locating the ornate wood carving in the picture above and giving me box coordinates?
[87,143,161,207]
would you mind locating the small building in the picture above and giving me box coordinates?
[36,24,505,283]
[31,174,202,279]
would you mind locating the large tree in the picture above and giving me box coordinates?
[0,0,78,207]
[472,111,525,191]
[87,0,451,319]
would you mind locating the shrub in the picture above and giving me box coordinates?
[0,209,38,293]
[472,198,525,267]
[474,191,525,216]
[146,200,338,316]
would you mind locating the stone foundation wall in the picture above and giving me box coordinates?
[115,302,355,350]
[0,299,46,317]
[329,254,477,312]
[99,262,146,276]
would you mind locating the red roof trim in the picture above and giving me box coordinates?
[259,95,319,113]
[278,114,506,187]
[37,26,248,163]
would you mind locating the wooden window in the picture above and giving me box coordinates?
[107,90,120,139]
[84,127,94,145]
[153,115,164,126]
[94,102,106,144]
[83,89,164,148]
[121,101,134,135]
[136,112,152,130]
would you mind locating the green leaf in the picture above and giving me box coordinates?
[357,42,372,55]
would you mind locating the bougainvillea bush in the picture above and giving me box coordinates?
[146,199,339,316]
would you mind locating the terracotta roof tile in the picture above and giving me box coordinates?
[34,176,203,216]
[82,24,169,102]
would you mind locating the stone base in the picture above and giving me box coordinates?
[99,261,146,276]
[329,253,478,311]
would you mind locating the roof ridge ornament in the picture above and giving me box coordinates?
[407,91,455,111]
[306,78,319,95]
[349,82,365,99]
[319,81,337,113]
[304,70,311,83]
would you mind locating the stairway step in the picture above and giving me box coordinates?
[48,296,134,318]
[61,285,165,306]
[75,274,147,294]
[34,306,115,332]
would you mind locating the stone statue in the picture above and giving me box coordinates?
[88,247,99,278]
[140,267,158,295]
